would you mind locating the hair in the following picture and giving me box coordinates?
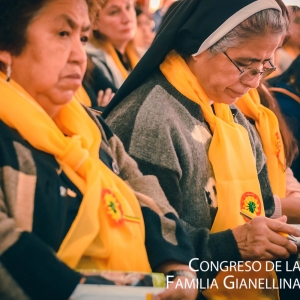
[0,0,48,56]
[290,5,300,14]
[209,1,289,54]
[0,0,97,59]
[258,81,298,167]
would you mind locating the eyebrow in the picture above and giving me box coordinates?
[107,5,121,10]
[57,14,91,32]
[234,56,272,63]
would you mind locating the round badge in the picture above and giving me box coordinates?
[102,189,124,226]
[240,192,262,222]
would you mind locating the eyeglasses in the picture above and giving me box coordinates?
[223,52,276,81]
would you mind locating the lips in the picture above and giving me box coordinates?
[62,73,82,88]
[65,73,81,80]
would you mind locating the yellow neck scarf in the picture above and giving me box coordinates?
[0,72,151,273]
[160,51,278,300]
[92,39,139,79]
[236,90,286,198]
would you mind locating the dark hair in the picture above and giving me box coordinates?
[135,3,143,17]
[0,0,97,71]
[290,5,300,14]
[0,0,49,56]
[258,81,298,167]
[268,55,300,96]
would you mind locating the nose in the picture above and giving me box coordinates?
[241,73,261,89]
[121,9,132,23]
[70,37,87,66]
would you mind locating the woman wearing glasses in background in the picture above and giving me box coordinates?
[103,0,300,299]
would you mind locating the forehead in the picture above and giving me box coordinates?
[36,0,90,27]
[228,34,282,60]
[103,0,133,8]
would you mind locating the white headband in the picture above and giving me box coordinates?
[192,0,282,56]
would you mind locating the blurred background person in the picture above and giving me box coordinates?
[153,0,175,32]
[273,2,300,75]
[268,55,300,184]
[132,4,155,58]
[82,57,117,110]
[236,81,300,225]
[85,0,139,89]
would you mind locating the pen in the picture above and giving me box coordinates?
[240,210,297,243]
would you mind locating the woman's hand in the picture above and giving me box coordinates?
[232,215,300,260]
[97,88,115,107]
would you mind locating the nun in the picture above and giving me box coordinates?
[103,0,300,299]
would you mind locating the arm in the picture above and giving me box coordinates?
[0,147,81,300]
[134,156,243,281]
[0,207,81,300]
[279,168,300,224]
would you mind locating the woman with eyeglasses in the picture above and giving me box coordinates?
[103,0,300,298]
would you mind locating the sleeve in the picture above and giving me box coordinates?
[83,58,118,111]
[0,174,81,300]
[285,168,300,198]
[106,134,197,271]
[133,156,242,280]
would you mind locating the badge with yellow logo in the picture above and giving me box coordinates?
[240,192,262,222]
[102,189,141,226]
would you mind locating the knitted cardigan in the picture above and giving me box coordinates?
[0,106,195,300]
[106,70,276,281]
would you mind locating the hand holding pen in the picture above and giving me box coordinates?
[240,210,299,245]
[231,212,300,261]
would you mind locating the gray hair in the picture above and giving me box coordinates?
[209,8,289,54]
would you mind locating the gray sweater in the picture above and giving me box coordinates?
[106,70,275,281]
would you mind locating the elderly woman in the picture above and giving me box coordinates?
[85,0,139,89]
[0,1,199,300]
[104,0,300,298]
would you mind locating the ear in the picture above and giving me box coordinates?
[0,51,12,68]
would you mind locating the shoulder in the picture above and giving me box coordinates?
[107,70,204,128]
[0,120,58,173]
[85,42,106,61]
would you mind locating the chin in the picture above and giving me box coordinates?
[54,90,76,106]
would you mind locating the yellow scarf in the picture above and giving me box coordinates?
[0,72,151,273]
[160,51,278,300]
[92,39,139,79]
[236,90,286,198]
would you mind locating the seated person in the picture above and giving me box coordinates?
[0,0,198,299]
[236,82,300,224]
[104,0,300,299]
